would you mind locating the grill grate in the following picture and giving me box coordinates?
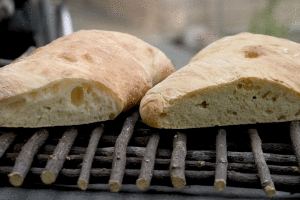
[1,49,300,197]
[0,108,300,197]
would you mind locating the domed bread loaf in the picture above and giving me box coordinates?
[0,30,174,127]
[140,32,300,129]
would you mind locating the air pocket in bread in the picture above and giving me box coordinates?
[0,30,175,127]
[140,32,300,129]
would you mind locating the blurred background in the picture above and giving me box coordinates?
[66,0,300,45]
[1,0,300,69]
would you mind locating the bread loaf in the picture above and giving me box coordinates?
[140,32,300,129]
[0,30,174,127]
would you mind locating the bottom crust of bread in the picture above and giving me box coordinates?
[140,77,300,129]
[0,79,123,127]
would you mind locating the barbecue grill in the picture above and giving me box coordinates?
[0,106,300,197]
[1,1,300,199]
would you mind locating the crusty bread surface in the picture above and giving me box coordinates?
[140,32,300,129]
[0,30,174,127]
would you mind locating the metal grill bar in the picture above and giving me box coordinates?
[0,167,299,193]
[8,142,299,165]
[1,152,298,175]
[290,121,300,170]
[1,151,299,175]
[11,138,296,155]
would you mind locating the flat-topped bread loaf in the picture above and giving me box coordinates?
[140,32,300,129]
[0,30,174,127]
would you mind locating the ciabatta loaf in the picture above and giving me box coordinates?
[140,32,300,129]
[0,30,174,127]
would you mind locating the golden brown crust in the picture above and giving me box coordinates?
[140,32,300,129]
[0,30,174,127]
[0,30,174,108]
[140,94,164,128]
